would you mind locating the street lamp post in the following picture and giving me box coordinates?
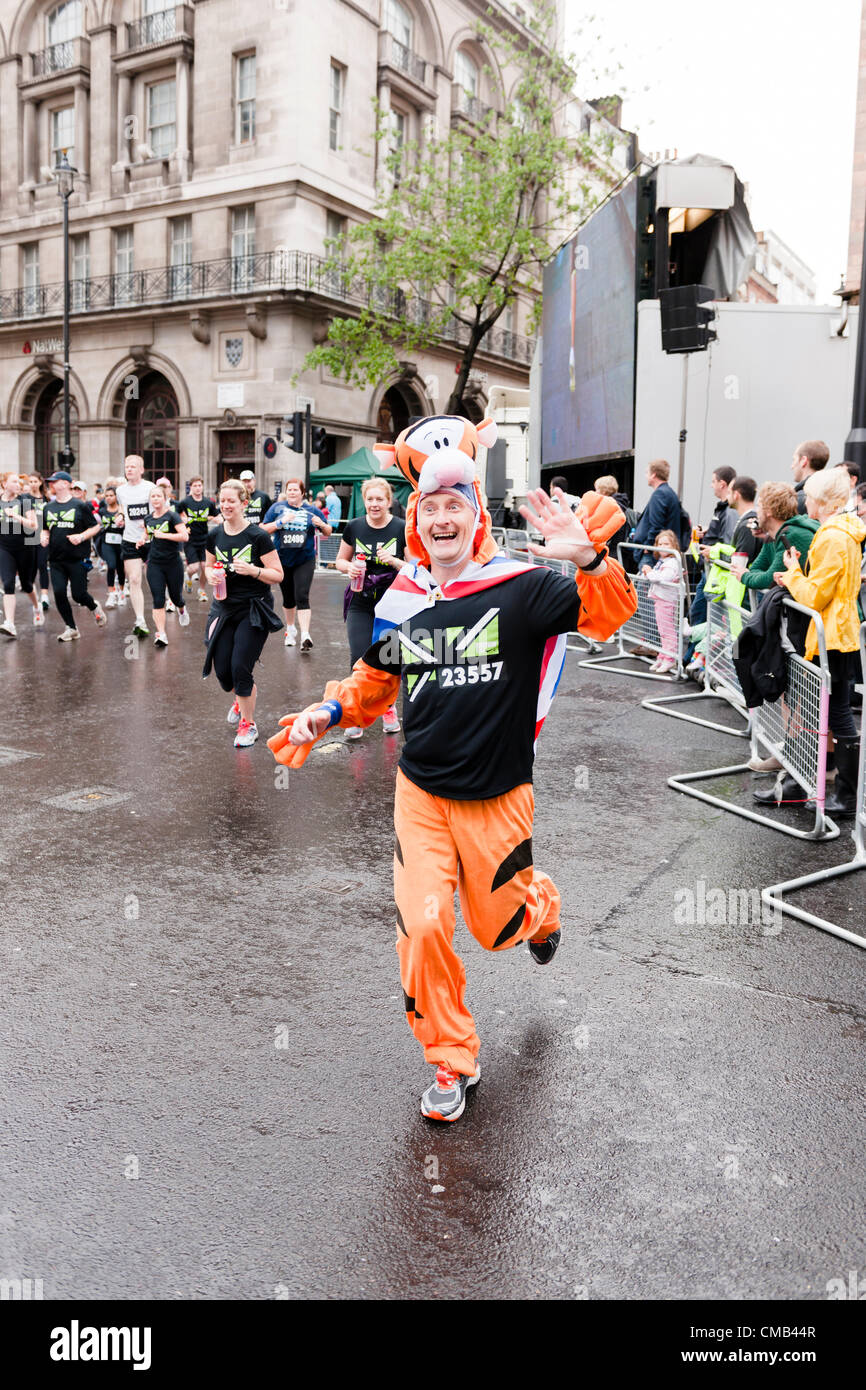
[54,151,77,471]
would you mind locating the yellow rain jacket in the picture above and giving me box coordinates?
[780,511,866,660]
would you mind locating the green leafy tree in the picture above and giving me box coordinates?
[302,2,625,415]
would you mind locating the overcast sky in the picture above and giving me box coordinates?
[566,0,862,302]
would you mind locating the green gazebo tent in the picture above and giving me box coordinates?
[308,447,411,523]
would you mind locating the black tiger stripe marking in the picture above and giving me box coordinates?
[493,899,527,949]
[491,837,533,892]
[396,905,408,937]
[394,835,404,866]
[402,989,423,1020]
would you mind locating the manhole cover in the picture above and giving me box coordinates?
[0,746,40,766]
[43,787,132,813]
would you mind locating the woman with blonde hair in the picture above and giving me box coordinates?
[335,476,407,737]
[203,479,284,748]
[763,467,866,816]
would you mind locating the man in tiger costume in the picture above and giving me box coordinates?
[269,415,637,1121]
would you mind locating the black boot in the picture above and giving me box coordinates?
[823,738,860,818]
[753,773,808,807]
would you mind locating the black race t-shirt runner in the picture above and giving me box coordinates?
[0,493,36,551]
[341,515,406,612]
[364,566,580,800]
[144,509,185,563]
[206,523,274,600]
[243,490,272,525]
[99,503,125,546]
[43,498,97,563]
[177,494,218,539]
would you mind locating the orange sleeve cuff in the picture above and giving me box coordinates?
[576,556,638,641]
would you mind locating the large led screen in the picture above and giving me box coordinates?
[542,178,638,466]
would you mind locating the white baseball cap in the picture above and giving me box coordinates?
[240,470,255,481]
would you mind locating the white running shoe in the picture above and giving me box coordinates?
[123,580,130,595]
[105,592,117,610]
[382,707,401,734]
[165,598,176,613]
[93,601,107,627]
[197,589,208,602]
[0,620,17,639]
[154,632,168,647]
[57,627,80,642]
[177,607,190,627]
[234,718,258,748]
[33,610,45,629]
[227,700,241,725]
[300,633,313,653]
[41,596,50,612]
[344,726,363,740]
[284,626,297,647]
[117,590,127,607]
[184,574,193,593]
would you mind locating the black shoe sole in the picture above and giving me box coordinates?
[528,928,561,965]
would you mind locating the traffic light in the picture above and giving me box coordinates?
[658,284,717,354]
[262,436,278,460]
[311,425,327,454]
[285,411,304,452]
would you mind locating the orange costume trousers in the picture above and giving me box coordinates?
[393,769,560,1076]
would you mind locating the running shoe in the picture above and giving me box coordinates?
[41,596,50,612]
[123,580,130,595]
[234,718,258,748]
[93,602,107,627]
[382,707,401,734]
[528,928,561,966]
[421,1061,481,1122]
[132,624,149,639]
[0,620,17,639]
[57,627,80,642]
[117,591,127,607]
[300,634,313,653]
[344,726,363,740]
[165,599,176,613]
[284,626,297,647]
[177,607,190,627]
[184,574,193,592]
[33,611,45,629]
[154,632,168,647]
[198,589,208,602]
[105,592,117,610]
[227,700,241,725]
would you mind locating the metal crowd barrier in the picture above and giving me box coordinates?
[667,596,839,841]
[579,541,688,681]
[316,534,342,568]
[761,623,865,945]
[641,595,752,737]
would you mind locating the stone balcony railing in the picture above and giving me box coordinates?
[451,84,496,126]
[30,36,90,78]
[1,250,535,365]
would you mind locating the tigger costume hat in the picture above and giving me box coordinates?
[372,412,628,567]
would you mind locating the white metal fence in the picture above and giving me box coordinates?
[579,541,689,681]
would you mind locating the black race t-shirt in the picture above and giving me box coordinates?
[99,503,125,546]
[243,489,272,524]
[177,494,218,539]
[43,497,97,562]
[341,515,406,612]
[144,509,185,563]
[365,566,581,800]
[0,493,36,550]
[206,523,274,600]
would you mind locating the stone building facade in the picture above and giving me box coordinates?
[0,0,549,493]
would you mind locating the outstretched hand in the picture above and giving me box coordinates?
[518,488,597,567]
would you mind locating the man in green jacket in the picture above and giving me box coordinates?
[731,482,818,591]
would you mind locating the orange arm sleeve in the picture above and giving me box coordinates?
[576,556,638,642]
[267,659,401,767]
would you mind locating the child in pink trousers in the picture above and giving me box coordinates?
[641,529,682,672]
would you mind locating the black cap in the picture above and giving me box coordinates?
[47,470,72,483]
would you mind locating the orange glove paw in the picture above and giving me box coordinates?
[577,491,627,549]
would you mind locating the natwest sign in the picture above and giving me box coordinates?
[23,338,63,354]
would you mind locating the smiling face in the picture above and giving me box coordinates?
[150,488,166,514]
[416,491,476,569]
[285,481,303,507]
[364,484,390,521]
[219,486,245,525]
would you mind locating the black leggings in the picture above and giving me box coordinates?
[50,558,96,628]
[147,556,185,610]
[346,605,375,666]
[279,558,315,611]
[0,544,34,596]
[104,542,125,588]
[208,609,270,698]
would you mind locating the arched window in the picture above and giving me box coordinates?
[126,373,180,489]
[47,0,82,45]
[454,49,478,98]
[34,378,79,475]
[384,0,413,48]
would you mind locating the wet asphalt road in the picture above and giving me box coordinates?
[0,569,863,1302]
